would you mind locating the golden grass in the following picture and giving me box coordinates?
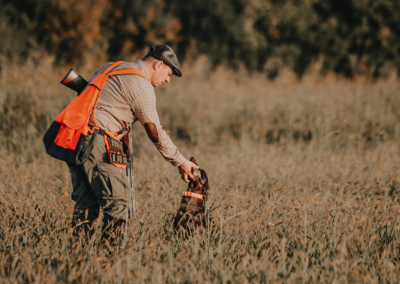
[0,56,400,283]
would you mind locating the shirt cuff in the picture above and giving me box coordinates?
[172,154,187,167]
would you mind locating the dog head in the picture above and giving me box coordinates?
[187,157,209,200]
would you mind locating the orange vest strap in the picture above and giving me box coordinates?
[107,69,148,81]
[104,61,125,74]
[89,61,127,90]
[182,191,204,200]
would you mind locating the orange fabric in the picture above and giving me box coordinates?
[54,109,88,150]
[90,74,108,90]
[104,61,125,73]
[53,61,147,151]
[181,191,204,200]
[54,61,123,150]
[104,135,127,169]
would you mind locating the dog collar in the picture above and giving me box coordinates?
[182,191,204,200]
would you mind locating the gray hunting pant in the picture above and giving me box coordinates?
[67,134,131,225]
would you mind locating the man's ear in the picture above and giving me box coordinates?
[154,60,163,71]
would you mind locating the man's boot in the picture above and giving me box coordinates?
[101,217,126,245]
[72,217,94,241]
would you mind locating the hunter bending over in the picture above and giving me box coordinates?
[44,44,198,243]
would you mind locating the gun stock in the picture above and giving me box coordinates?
[61,68,88,94]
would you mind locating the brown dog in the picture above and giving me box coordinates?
[173,157,210,234]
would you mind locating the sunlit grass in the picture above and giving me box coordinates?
[0,57,400,283]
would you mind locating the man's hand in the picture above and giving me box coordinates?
[178,160,200,183]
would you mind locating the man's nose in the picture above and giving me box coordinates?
[165,77,170,83]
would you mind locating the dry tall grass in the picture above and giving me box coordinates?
[0,57,400,283]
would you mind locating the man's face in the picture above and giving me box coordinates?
[151,61,173,87]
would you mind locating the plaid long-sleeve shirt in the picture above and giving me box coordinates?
[87,60,187,167]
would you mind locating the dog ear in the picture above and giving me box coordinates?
[189,157,199,166]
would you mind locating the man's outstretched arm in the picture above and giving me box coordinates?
[123,76,198,181]
[144,122,198,182]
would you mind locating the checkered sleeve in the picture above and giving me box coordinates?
[120,75,187,167]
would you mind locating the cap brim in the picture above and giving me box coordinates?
[164,62,182,77]
[171,66,182,77]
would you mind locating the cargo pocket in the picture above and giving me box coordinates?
[96,163,129,200]
[93,162,131,218]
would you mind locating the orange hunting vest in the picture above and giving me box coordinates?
[43,61,147,166]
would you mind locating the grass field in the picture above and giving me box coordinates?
[0,57,400,283]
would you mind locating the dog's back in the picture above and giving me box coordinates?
[173,157,210,233]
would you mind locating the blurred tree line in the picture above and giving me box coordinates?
[0,0,399,78]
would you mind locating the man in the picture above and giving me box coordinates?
[67,44,199,241]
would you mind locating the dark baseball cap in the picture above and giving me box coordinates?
[147,44,182,77]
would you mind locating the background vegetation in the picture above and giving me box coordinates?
[1,0,400,78]
[1,0,400,283]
